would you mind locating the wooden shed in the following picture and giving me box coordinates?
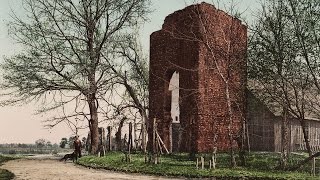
[247,91,320,152]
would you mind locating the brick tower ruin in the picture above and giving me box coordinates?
[148,2,247,153]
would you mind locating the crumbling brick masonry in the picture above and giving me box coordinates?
[148,2,247,153]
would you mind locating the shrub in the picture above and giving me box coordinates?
[52,149,58,155]
[8,150,16,155]
[0,169,14,180]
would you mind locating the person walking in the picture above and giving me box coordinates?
[74,135,82,161]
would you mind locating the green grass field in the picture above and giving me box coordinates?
[78,152,320,179]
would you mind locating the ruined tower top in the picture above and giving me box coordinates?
[158,2,245,35]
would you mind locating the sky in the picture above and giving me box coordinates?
[0,0,259,144]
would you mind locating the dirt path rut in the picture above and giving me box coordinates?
[1,158,180,180]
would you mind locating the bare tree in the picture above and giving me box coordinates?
[248,0,293,169]
[0,0,150,155]
[112,33,149,151]
[35,138,46,149]
[248,0,320,169]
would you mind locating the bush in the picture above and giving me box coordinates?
[52,149,58,155]
[8,150,16,155]
[0,169,14,180]
[0,155,16,180]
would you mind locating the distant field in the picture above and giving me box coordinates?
[0,147,73,155]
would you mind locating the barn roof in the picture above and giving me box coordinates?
[247,88,320,122]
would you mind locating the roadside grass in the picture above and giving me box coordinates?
[78,151,319,179]
[0,169,14,180]
[0,156,16,164]
[0,155,17,180]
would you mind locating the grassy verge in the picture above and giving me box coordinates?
[78,152,318,179]
[0,155,17,180]
[0,169,14,180]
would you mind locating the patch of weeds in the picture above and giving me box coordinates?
[0,169,14,180]
[0,155,17,180]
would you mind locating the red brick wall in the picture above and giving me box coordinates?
[149,2,247,153]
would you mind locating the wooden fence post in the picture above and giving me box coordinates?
[196,158,199,169]
[153,118,157,164]
[153,118,156,153]
[128,122,133,151]
[312,157,316,176]
[98,127,106,156]
[141,122,146,153]
[142,121,147,163]
[201,156,204,169]
[107,126,112,151]
[156,131,169,154]
[127,122,133,162]
[212,148,217,169]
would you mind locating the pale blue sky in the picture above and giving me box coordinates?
[0,0,259,144]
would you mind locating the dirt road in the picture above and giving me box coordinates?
[1,157,180,180]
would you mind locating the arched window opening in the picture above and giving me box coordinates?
[168,71,180,123]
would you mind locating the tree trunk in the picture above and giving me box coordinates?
[299,118,314,175]
[115,117,125,151]
[128,122,133,151]
[141,121,146,153]
[280,107,289,169]
[300,119,312,156]
[237,119,246,166]
[88,94,99,155]
[86,132,91,152]
[226,82,236,167]
[141,110,148,153]
[106,126,112,151]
